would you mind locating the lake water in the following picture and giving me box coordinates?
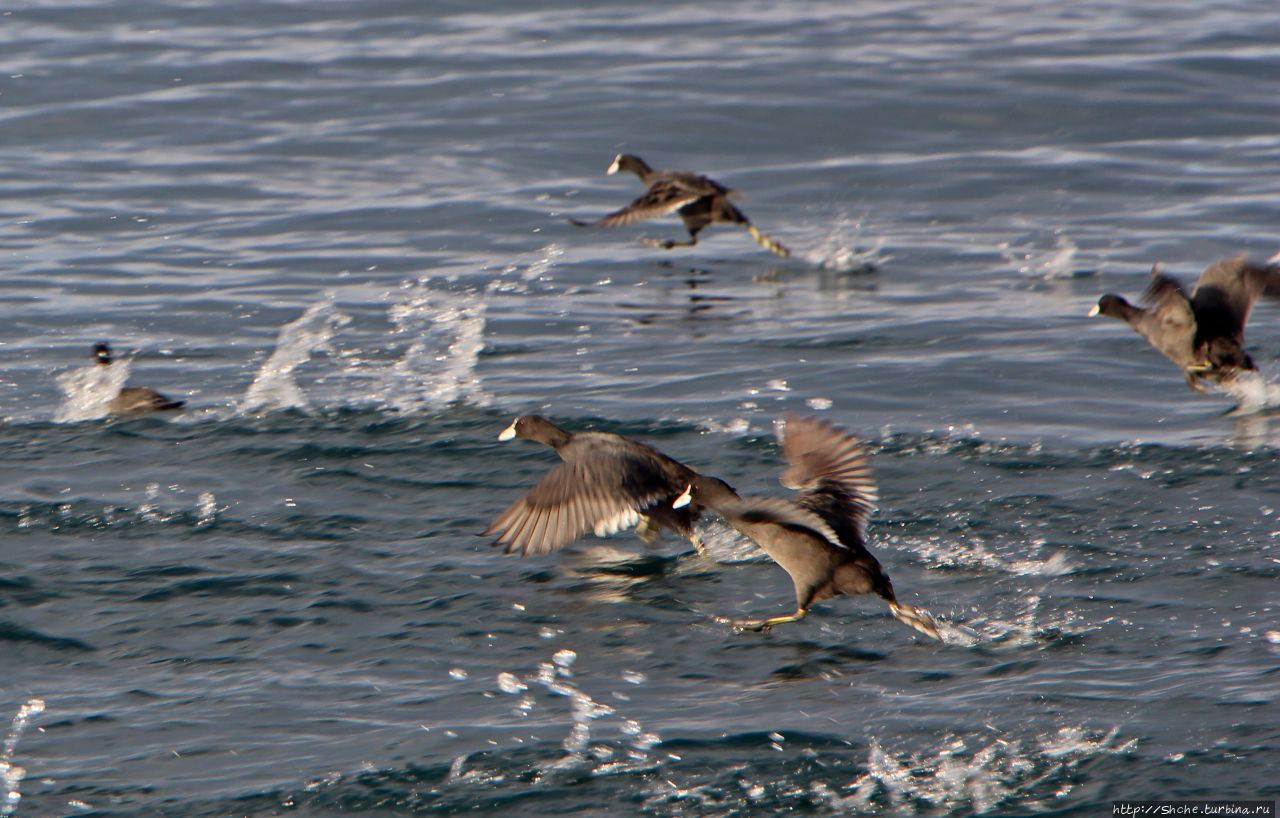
[2,1,1278,815]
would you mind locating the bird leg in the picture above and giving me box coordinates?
[888,601,943,641]
[642,237,698,250]
[1184,372,1210,394]
[634,515,661,545]
[687,531,708,556]
[716,607,808,632]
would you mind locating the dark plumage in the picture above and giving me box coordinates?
[93,342,186,415]
[674,415,940,639]
[570,153,791,257]
[485,415,705,557]
[1089,255,1280,392]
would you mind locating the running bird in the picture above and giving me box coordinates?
[674,415,941,639]
[93,342,186,415]
[1088,254,1280,393]
[485,415,707,557]
[570,153,791,257]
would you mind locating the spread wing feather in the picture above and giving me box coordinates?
[485,455,670,556]
[777,415,878,544]
[594,182,704,228]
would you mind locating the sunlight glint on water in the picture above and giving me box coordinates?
[1,699,45,818]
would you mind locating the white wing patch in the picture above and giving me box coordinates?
[594,506,642,537]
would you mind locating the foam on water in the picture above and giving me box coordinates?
[53,357,131,422]
[241,297,351,413]
[378,282,489,412]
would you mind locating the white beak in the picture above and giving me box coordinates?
[606,155,622,175]
[672,484,693,509]
[1087,304,1100,317]
[498,420,517,441]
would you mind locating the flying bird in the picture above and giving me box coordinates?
[570,153,791,257]
[485,415,706,557]
[674,415,940,639]
[1089,255,1280,393]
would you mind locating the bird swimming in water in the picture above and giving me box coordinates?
[570,153,791,257]
[1089,254,1280,393]
[93,342,186,415]
[674,415,941,640]
[485,415,706,557]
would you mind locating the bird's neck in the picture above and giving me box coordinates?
[541,427,573,451]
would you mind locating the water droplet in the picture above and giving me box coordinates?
[552,649,577,668]
[496,672,526,694]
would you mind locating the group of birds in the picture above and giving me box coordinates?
[67,155,1280,639]
[485,413,942,640]
[82,154,1279,417]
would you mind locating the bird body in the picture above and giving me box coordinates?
[675,416,940,639]
[571,153,790,257]
[486,415,705,557]
[108,386,186,415]
[93,343,185,415]
[1090,255,1280,393]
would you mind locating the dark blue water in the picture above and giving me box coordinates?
[2,1,1279,815]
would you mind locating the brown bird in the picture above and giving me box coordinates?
[674,415,940,639]
[485,415,706,557]
[570,153,790,257]
[1089,254,1280,392]
[94,343,185,415]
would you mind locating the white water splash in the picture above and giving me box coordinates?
[827,726,1135,814]
[379,283,488,412]
[1,698,45,817]
[195,491,219,528]
[894,534,1074,577]
[801,215,884,273]
[1000,234,1085,279]
[1217,370,1280,415]
[53,357,130,422]
[489,242,566,293]
[959,593,1101,647]
[697,416,752,436]
[241,297,351,413]
[486,649,662,778]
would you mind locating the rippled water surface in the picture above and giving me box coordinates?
[2,1,1279,815]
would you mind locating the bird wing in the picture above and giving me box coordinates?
[485,454,669,556]
[1192,255,1280,341]
[1135,271,1200,366]
[1141,269,1191,308]
[777,415,878,545]
[733,497,845,550]
[593,181,705,228]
